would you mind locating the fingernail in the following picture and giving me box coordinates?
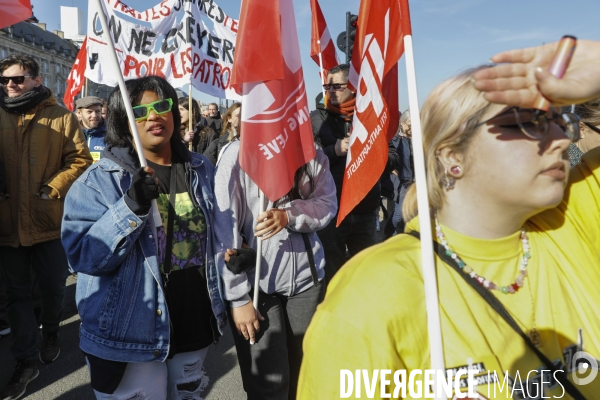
[250,340,255,345]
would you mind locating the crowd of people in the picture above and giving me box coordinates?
[0,37,599,400]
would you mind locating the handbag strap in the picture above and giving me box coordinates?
[162,164,178,284]
[407,230,586,400]
[301,233,319,286]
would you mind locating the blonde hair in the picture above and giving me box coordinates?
[574,98,600,126]
[221,102,242,141]
[403,66,492,221]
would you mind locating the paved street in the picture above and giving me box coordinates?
[0,211,391,399]
[0,275,245,400]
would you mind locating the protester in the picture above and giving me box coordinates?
[203,102,240,165]
[0,54,92,399]
[298,62,599,398]
[76,96,107,162]
[383,109,414,238]
[565,100,600,167]
[101,99,108,120]
[205,102,222,133]
[61,76,226,399]
[196,100,208,127]
[310,63,399,280]
[178,97,217,154]
[213,132,337,399]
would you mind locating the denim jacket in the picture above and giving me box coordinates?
[61,144,226,363]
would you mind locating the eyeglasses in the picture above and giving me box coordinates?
[584,122,600,135]
[0,75,33,85]
[476,107,580,142]
[322,83,348,92]
[132,98,173,121]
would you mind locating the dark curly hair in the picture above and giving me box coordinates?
[105,76,181,148]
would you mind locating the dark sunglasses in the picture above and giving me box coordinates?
[476,107,581,143]
[132,98,173,121]
[322,83,348,92]
[0,75,33,85]
[584,122,600,135]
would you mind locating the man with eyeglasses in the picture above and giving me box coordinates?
[310,64,399,281]
[76,96,107,163]
[0,54,92,400]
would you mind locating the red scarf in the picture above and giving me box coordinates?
[325,93,355,120]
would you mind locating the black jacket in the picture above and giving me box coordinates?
[203,133,230,166]
[205,112,223,134]
[191,124,218,155]
[310,104,399,214]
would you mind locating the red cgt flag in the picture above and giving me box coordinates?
[337,0,412,225]
[64,36,88,111]
[232,0,316,202]
[309,0,340,73]
[0,0,32,29]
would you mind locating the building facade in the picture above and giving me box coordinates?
[0,15,113,106]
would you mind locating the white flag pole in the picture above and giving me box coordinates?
[251,189,266,344]
[92,0,162,228]
[317,40,326,101]
[188,84,193,151]
[403,34,446,399]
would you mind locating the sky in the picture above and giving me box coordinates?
[31,0,600,110]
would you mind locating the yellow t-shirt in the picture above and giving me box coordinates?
[298,147,600,399]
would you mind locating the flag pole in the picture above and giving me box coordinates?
[317,40,326,101]
[251,189,266,344]
[92,0,162,228]
[403,33,446,399]
[188,84,193,151]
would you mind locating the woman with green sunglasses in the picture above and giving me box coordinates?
[61,76,226,399]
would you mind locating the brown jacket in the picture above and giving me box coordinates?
[0,90,92,247]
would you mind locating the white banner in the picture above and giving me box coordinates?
[85,0,240,99]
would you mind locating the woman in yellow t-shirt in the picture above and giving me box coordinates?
[298,58,600,399]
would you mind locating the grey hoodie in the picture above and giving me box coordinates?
[214,140,337,307]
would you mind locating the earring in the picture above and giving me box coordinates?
[443,169,455,190]
[450,165,461,176]
[443,165,461,190]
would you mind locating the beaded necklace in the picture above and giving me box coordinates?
[434,218,530,294]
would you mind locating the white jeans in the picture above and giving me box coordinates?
[90,348,209,400]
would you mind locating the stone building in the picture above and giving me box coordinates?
[0,13,113,106]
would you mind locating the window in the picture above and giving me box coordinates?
[44,76,50,87]
[1,49,6,59]
[56,64,61,73]
[42,61,48,72]
[63,66,68,76]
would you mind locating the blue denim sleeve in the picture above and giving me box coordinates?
[61,176,148,276]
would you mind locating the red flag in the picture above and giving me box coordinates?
[232,0,316,202]
[64,37,88,111]
[309,0,340,73]
[0,0,32,29]
[337,0,411,225]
